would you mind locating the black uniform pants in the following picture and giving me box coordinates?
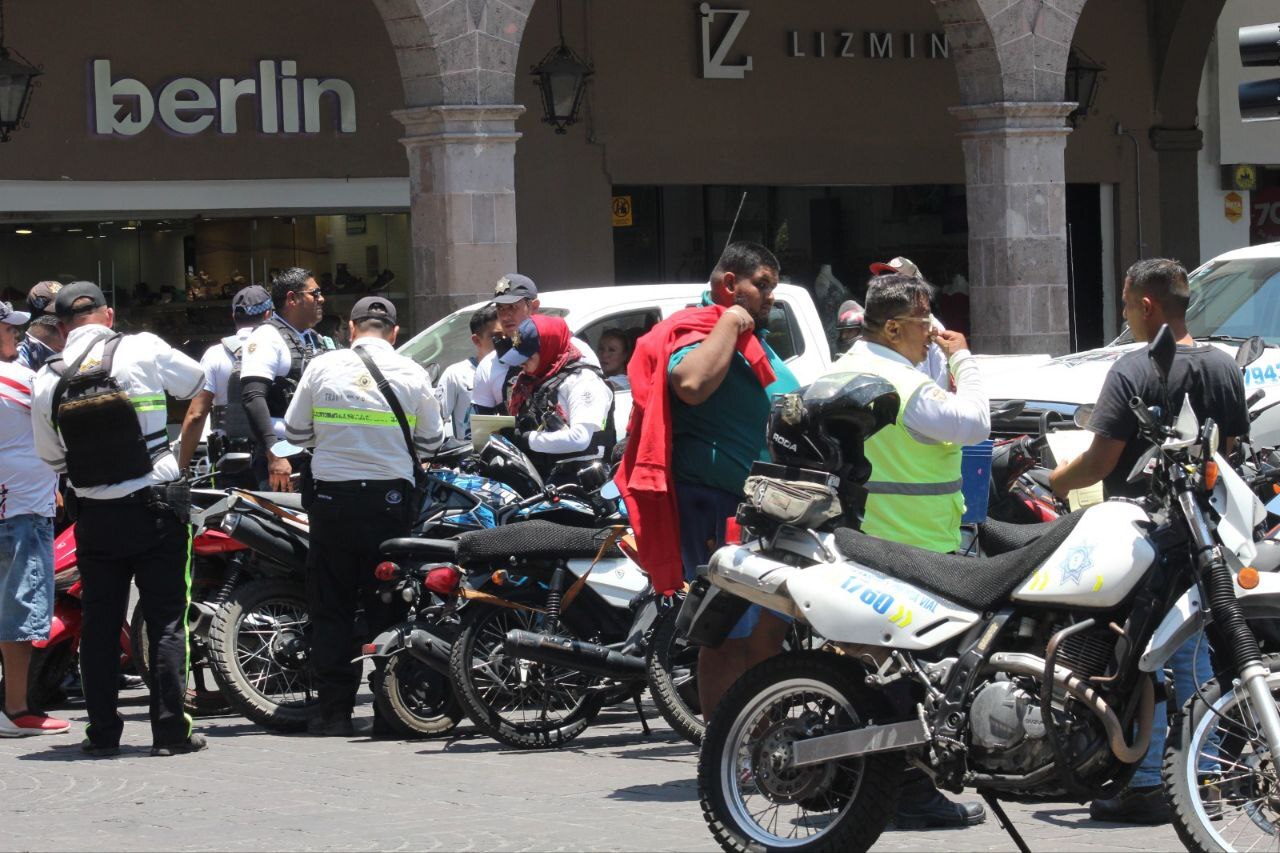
[76,498,191,748]
[306,479,412,721]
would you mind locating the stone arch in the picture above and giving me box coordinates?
[1152,0,1228,127]
[371,0,534,107]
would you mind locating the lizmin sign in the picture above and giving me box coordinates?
[92,59,357,137]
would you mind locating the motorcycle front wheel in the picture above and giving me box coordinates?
[373,650,463,739]
[1165,652,1280,852]
[208,578,317,732]
[698,651,901,853]
[646,599,703,745]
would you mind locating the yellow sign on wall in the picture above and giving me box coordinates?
[612,195,633,227]
[1226,191,1244,223]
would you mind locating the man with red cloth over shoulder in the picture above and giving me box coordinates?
[616,242,799,718]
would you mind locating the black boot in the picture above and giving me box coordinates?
[1089,786,1172,824]
[893,788,986,829]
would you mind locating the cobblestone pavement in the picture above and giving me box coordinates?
[0,690,1185,852]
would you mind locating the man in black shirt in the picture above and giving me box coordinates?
[1050,257,1248,824]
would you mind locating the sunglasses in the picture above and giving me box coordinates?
[298,288,323,299]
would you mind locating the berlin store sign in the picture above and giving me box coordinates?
[698,5,951,79]
[91,59,357,136]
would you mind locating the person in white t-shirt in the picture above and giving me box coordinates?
[436,303,501,440]
[0,300,68,737]
[470,273,598,415]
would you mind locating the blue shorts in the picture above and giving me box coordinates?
[0,514,54,642]
[677,481,788,641]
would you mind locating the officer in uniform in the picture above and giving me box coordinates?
[16,281,65,372]
[30,282,208,757]
[283,296,443,735]
[240,267,328,491]
[178,285,273,482]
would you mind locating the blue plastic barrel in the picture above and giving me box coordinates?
[960,439,995,524]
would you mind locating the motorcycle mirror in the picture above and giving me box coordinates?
[424,361,442,385]
[577,462,610,492]
[270,440,305,459]
[218,452,253,474]
[991,400,1025,420]
[1148,324,1177,386]
[1126,444,1161,483]
[1073,404,1095,429]
[1202,418,1221,460]
[1237,336,1267,370]
[599,480,621,500]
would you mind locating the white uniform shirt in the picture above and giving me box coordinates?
[525,366,613,457]
[199,326,254,406]
[240,318,319,439]
[436,356,478,440]
[32,324,205,499]
[471,336,598,410]
[0,360,57,519]
[836,340,989,446]
[283,337,444,483]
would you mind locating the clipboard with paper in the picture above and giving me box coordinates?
[1044,429,1105,510]
[471,414,517,452]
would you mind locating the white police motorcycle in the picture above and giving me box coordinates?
[689,327,1280,853]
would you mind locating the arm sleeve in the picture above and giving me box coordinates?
[241,377,278,451]
[901,350,990,446]
[199,346,221,395]
[526,372,611,454]
[413,378,446,455]
[1086,363,1139,443]
[30,376,67,474]
[148,334,205,400]
[1217,358,1250,439]
[239,327,286,381]
[282,372,316,447]
[470,353,499,409]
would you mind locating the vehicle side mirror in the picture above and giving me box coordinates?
[1148,324,1177,386]
[1073,404,1094,429]
[991,400,1025,420]
[577,462,611,492]
[269,441,305,459]
[1237,336,1267,371]
[425,361,442,385]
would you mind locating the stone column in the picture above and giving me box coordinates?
[1150,126,1204,266]
[394,104,525,330]
[951,101,1075,356]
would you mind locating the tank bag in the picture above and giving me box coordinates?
[49,334,165,488]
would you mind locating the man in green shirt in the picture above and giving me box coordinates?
[668,242,799,718]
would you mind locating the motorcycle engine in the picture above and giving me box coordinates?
[967,678,1054,774]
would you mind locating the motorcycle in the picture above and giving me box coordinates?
[689,326,1280,853]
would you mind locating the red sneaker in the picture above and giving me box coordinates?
[0,710,71,737]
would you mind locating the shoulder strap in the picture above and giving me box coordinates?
[354,347,420,469]
[50,333,123,434]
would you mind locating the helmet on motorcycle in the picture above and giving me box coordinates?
[766,373,899,478]
[476,434,544,497]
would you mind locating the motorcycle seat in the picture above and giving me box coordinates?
[248,491,306,512]
[976,513,1079,556]
[831,512,1083,612]
[380,537,459,561]
[455,520,623,562]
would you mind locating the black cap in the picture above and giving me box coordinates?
[27,281,63,315]
[53,281,108,319]
[498,317,540,367]
[232,285,272,317]
[350,295,398,325]
[492,273,537,305]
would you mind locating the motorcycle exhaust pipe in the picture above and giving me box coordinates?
[221,512,308,568]
[503,629,646,680]
[405,628,453,675]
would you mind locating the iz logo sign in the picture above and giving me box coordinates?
[698,4,753,79]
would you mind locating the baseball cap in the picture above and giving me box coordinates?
[27,280,62,315]
[350,295,398,325]
[0,300,31,326]
[53,281,108,319]
[869,256,923,279]
[498,317,540,367]
[231,285,272,317]
[492,273,537,305]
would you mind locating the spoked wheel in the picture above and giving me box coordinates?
[208,579,317,731]
[699,651,901,853]
[373,651,463,738]
[1166,653,1280,852]
[647,598,704,744]
[449,601,600,749]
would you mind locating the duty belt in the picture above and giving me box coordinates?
[78,480,192,523]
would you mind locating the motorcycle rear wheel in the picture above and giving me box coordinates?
[1164,652,1280,852]
[373,651,463,738]
[208,578,317,732]
[698,651,900,853]
[646,599,704,745]
[129,602,229,716]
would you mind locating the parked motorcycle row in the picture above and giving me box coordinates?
[13,331,1280,853]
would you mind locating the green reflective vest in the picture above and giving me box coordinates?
[838,346,963,554]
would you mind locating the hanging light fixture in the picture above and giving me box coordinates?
[530,0,593,134]
[0,0,39,142]
[1064,48,1104,128]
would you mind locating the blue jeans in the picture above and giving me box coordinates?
[0,514,54,642]
[1131,633,1216,787]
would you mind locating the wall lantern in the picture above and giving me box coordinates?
[530,0,592,134]
[1064,48,1104,128]
[0,0,39,143]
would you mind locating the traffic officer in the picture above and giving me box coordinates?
[177,285,273,482]
[16,281,65,372]
[829,272,989,827]
[240,267,328,491]
[30,282,208,757]
[282,296,444,735]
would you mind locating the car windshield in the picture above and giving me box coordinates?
[1113,256,1280,345]
[398,304,572,370]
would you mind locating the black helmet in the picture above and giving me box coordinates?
[477,434,544,497]
[766,372,899,478]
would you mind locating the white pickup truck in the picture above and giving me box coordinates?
[984,242,1280,446]
[398,282,836,435]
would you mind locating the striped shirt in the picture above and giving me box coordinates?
[283,336,444,483]
[0,360,56,518]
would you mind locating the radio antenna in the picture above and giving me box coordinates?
[712,191,749,272]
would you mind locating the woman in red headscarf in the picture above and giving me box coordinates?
[499,314,615,483]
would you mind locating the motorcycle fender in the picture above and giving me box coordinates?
[1210,453,1263,565]
[1141,571,1280,672]
[34,605,83,650]
[352,626,405,663]
[706,545,802,616]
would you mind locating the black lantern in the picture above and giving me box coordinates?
[1064,48,1104,128]
[0,1,39,142]
[530,0,592,134]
